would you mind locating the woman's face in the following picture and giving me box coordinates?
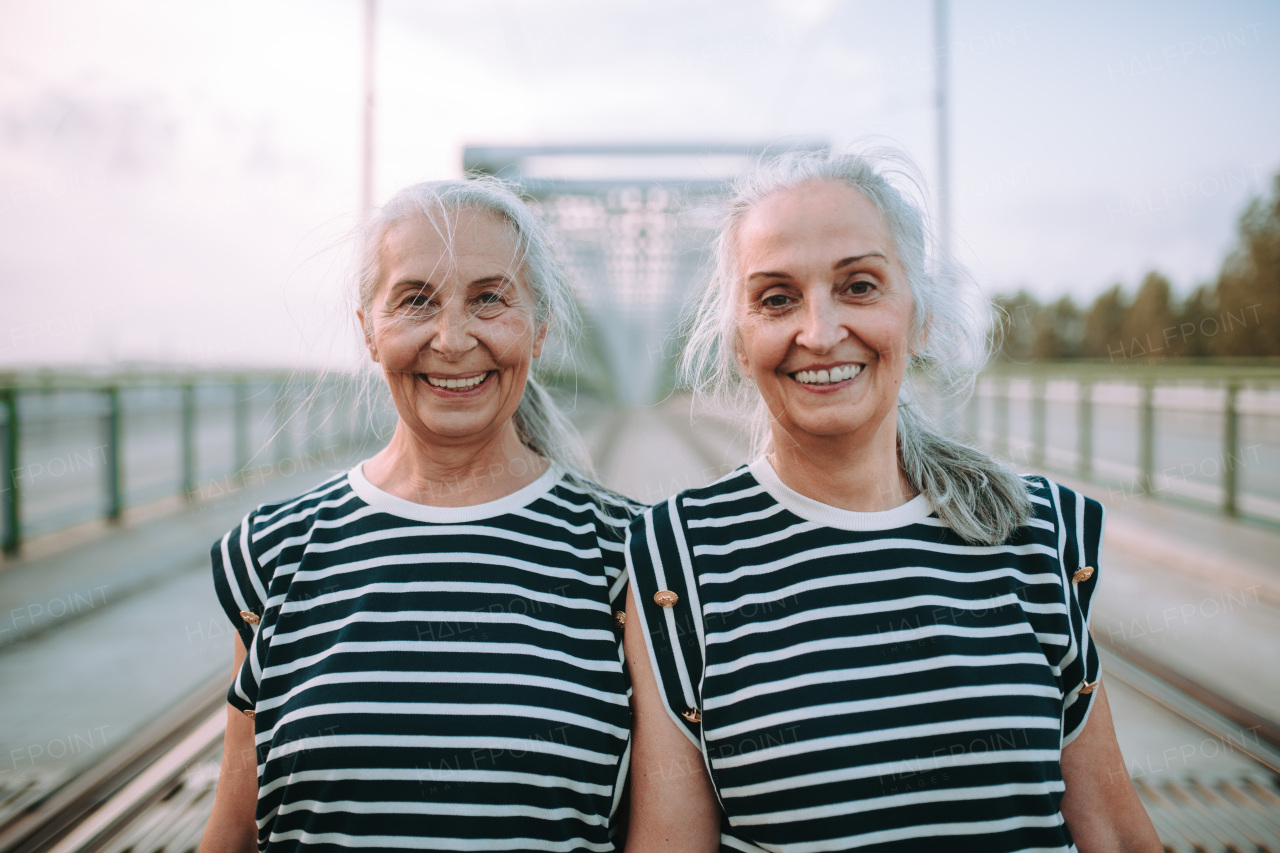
[733,179,915,446]
[360,208,544,448]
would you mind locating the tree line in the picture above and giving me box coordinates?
[993,172,1279,363]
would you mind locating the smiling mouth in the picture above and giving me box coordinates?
[420,371,492,390]
[790,364,863,386]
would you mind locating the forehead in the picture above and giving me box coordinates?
[381,207,521,276]
[735,180,894,270]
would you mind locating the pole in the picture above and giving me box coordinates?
[1139,380,1155,496]
[2,388,19,555]
[1223,380,1240,517]
[934,0,951,263]
[182,383,197,499]
[361,0,377,216]
[235,379,251,476]
[105,387,122,522]
[1077,381,1093,479]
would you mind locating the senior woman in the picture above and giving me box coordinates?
[200,178,636,851]
[624,150,1161,852]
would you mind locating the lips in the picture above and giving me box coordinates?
[789,364,864,386]
[418,371,492,391]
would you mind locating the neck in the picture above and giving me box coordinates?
[362,420,549,508]
[766,409,915,512]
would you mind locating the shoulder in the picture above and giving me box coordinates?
[628,465,764,533]
[537,471,640,537]
[219,467,361,567]
[1022,476,1105,529]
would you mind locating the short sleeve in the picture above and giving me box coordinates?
[210,510,271,712]
[625,498,706,747]
[592,490,641,617]
[1053,483,1105,747]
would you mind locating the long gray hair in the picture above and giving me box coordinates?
[356,176,597,489]
[683,147,1032,545]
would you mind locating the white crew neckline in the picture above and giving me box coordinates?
[348,460,561,523]
[748,456,935,531]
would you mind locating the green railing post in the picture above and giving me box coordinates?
[994,378,1010,459]
[964,386,979,443]
[235,379,251,476]
[274,382,290,465]
[105,387,122,522]
[1077,380,1093,479]
[1139,380,1155,496]
[181,383,197,499]
[305,378,318,459]
[1224,380,1240,517]
[2,388,19,555]
[1031,379,1046,469]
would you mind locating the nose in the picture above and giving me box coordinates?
[429,294,477,357]
[794,294,848,353]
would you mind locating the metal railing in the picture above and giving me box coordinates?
[0,370,395,555]
[963,361,1280,523]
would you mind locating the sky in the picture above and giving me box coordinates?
[1,0,1277,369]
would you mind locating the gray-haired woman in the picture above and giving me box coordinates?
[624,149,1161,852]
[200,178,637,851]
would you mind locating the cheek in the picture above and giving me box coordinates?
[737,321,789,372]
[486,317,537,365]
[373,319,428,364]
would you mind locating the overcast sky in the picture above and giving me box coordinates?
[1,0,1277,369]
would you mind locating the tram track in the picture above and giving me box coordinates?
[659,402,1280,849]
[0,677,227,853]
[4,404,1277,851]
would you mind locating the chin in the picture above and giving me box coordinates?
[412,411,500,441]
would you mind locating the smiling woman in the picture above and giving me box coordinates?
[199,178,638,852]
[623,149,1163,852]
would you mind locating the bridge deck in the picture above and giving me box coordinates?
[1,396,1277,851]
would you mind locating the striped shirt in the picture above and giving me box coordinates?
[212,463,639,851]
[627,457,1103,853]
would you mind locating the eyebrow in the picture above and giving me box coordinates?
[388,274,513,293]
[747,252,888,282]
[470,275,514,288]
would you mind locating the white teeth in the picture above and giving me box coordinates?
[426,372,488,389]
[794,365,862,385]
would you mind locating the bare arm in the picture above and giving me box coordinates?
[199,634,259,853]
[623,585,721,853]
[1060,683,1162,853]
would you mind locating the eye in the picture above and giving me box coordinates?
[844,279,876,297]
[757,290,795,311]
[400,292,439,315]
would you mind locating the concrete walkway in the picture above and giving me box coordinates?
[0,449,369,789]
[2,399,1276,794]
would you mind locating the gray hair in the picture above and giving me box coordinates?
[356,176,597,490]
[682,146,1032,545]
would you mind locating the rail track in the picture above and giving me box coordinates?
[2,411,1277,852]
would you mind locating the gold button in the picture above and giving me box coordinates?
[653,590,679,608]
[243,708,256,719]
[1072,567,1094,584]
[614,610,626,628]
[240,610,261,625]
[681,707,702,723]
[1080,679,1100,695]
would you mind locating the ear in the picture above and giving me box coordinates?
[531,322,548,359]
[357,308,379,363]
[909,314,931,357]
[733,334,753,379]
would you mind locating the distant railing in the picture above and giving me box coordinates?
[0,370,395,555]
[963,361,1280,523]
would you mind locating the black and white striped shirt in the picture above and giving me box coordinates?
[212,463,639,851]
[627,458,1102,853]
